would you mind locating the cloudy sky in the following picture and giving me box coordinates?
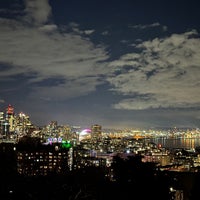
[0,0,200,129]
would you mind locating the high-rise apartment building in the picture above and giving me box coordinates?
[16,140,72,176]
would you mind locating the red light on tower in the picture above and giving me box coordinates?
[7,104,14,115]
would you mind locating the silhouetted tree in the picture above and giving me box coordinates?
[111,154,170,200]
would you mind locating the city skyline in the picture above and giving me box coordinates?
[0,0,200,129]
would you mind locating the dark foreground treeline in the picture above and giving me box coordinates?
[1,155,200,200]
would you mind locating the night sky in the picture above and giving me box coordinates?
[0,0,200,129]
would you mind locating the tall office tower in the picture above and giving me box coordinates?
[16,112,33,135]
[0,111,4,136]
[91,124,102,140]
[2,119,10,139]
[49,121,58,137]
[6,104,15,133]
[6,104,14,115]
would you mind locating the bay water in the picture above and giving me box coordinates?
[146,137,200,150]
